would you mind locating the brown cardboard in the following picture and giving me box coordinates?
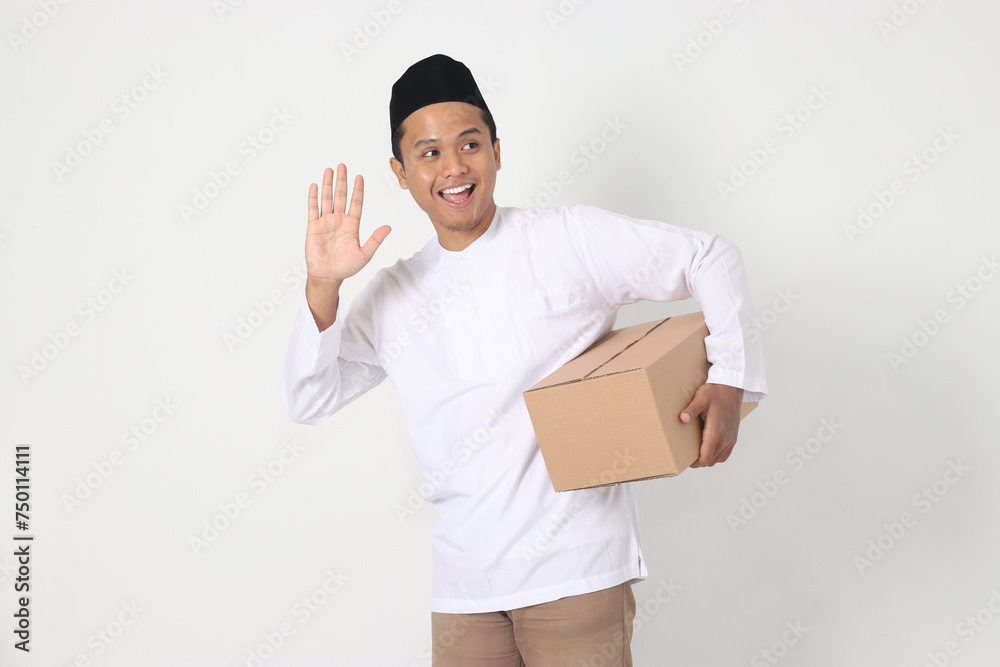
[523,312,758,492]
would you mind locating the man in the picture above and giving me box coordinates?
[283,54,767,666]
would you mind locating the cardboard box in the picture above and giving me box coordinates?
[523,312,758,492]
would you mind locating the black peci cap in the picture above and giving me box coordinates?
[389,54,491,143]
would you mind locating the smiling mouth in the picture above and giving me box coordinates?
[439,183,475,205]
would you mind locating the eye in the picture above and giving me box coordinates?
[421,148,439,158]
[463,142,478,150]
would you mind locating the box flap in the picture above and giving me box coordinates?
[596,311,707,378]
[525,319,664,391]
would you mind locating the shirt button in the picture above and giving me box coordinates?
[466,304,475,311]
[461,279,469,286]
[456,256,464,262]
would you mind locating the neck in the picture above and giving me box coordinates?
[434,203,498,251]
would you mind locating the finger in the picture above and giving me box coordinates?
[308,182,319,223]
[682,390,707,467]
[348,174,364,220]
[334,163,349,215]
[696,405,729,466]
[718,424,740,463]
[360,225,392,263]
[321,167,334,217]
[680,391,707,424]
[698,431,720,467]
[708,422,740,465]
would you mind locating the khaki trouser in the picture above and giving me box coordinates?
[431,582,636,666]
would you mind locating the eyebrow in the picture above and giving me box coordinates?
[412,127,483,150]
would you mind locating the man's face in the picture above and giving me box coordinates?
[389,101,501,250]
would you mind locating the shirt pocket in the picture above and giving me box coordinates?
[511,287,588,319]
[509,287,610,368]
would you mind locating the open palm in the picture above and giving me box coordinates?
[306,164,390,283]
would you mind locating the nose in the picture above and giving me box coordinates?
[440,148,468,179]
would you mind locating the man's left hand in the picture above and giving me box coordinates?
[680,383,744,468]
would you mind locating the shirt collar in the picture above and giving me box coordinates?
[428,206,504,266]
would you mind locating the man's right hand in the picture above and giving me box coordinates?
[304,164,391,330]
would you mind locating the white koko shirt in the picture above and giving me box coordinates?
[282,204,768,613]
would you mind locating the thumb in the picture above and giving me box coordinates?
[680,388,709,424]
[360,225,392,264]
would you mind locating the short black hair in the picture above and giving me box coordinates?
[392,106,498,166]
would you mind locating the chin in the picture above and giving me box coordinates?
[439,216,483,233]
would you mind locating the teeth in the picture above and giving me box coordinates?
[441,184,472,194]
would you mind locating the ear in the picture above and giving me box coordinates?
[493,138,501,171]
[389,157,408,190]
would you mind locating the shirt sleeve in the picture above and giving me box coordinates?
[281,280,388,424]
[562,204,768,401]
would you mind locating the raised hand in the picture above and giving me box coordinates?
[306,164,390,283]
[304,165,390,330]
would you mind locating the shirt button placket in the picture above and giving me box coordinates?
[457,256,475,312]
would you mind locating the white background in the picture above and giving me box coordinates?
[3,0,999,665]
